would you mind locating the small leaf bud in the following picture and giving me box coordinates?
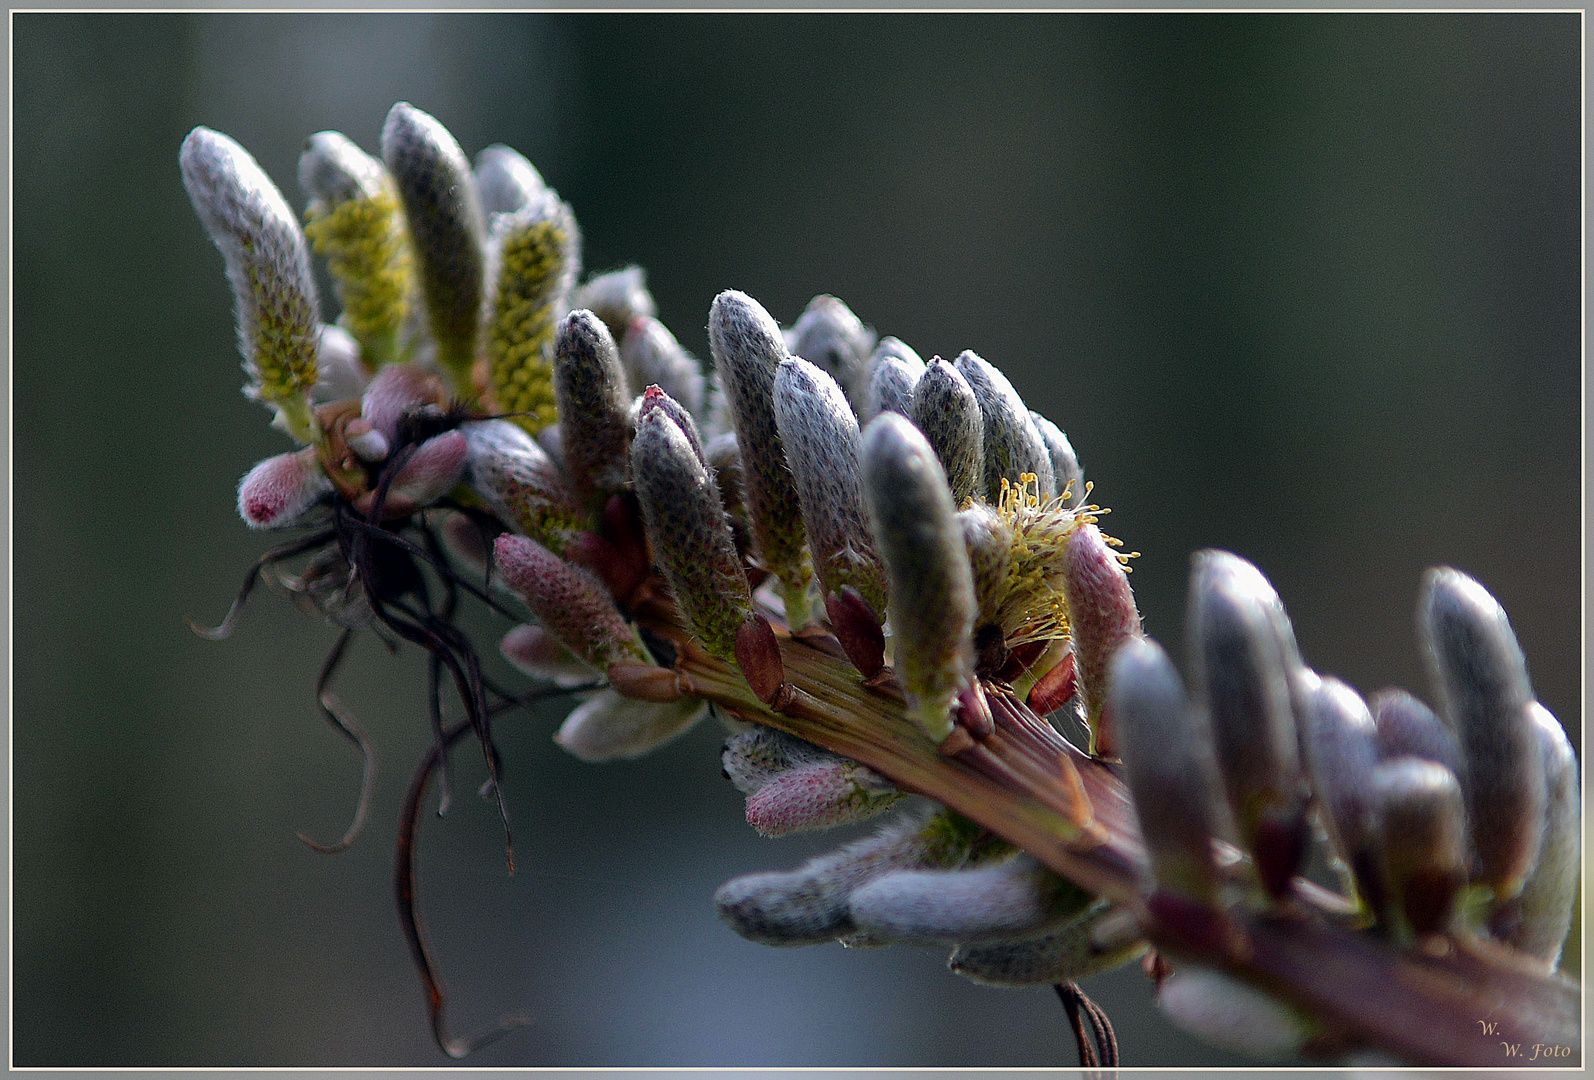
[1298,676,1379,871]
[1060,522,1142,757]
[1029,411,1085,509]
[484,188,580,436]
[473,143,545,217]
[620,316,707,419]
[1187,551,1310,896]
[860,413,977,741]
[773,357,888,616]
[630,407,753,660]
[709,290,813,626]
[462,419,583,553]
[553,309,632,513]
[299,131,410,369]
[785,294,875,409]
[910,357,986,506]
[847,853,1088,945]
[1369,687,1463,777]
[493,534,649,672]
[1368,757,1469,939]
[745,758,902,837]
[571,265,656,344]
[553,688,707,762]
[181,126,321,441]
[1417,567,1545,897]
[1109,636,1229,904]
[380,102,486,391]
[499,623,598,688]
[1491,702,1580,966]
[948,899,1146,987]
[953,350,1056,503]
[237,447,332,529]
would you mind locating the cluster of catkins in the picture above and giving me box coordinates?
[183,101,1577,1060]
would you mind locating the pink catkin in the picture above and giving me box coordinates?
[237,446,328,528]
[1062,523,1141,757]
[494,534,645,670]
[744,762,873,837]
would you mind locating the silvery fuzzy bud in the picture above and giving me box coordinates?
[1188,550,1310,896]
[847,853,1087,945]
[713,804,977,946]
[237,446,332,529]
[484,189,580,435]
[910,357,985,506]
[1061,522,1141,757]
[308,324,368,404]
[500,623,598,688]
[1368,757,1469,938]
[181,127,321,441]
[721,726,835,794]
[493,534,649,672]
[298,131,410,369]
[959,501,1014,632]
[745,759,902,837]
[473,143,545,217]
[703,432,750,553]
[1417,568,1545,897]
[772,358,888,616]
[1157,968,1321,1061]
[636,385,705,465]
[863,355,922,425]
[948,899,1147,987]
[1029,411,1085,509]
[461,419,584,553]
[1491,702,1579,965]
[953,350,1055,503]
[554,688,707,762]
[380,102,486,390]
[630,407,752,660]
[1369,688,1463,777]
[553,310,632,512]
[860,413,977,742]
[621,316,707,419]
[708,290,813,625]
[869,335,924,372]
[1299,675,1379,871]
[1109,636,1229,904]
[571,265,656,345]
[785,294,875,409]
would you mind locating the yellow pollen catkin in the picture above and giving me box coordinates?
[303,184,411,369]
[488,217,571,435]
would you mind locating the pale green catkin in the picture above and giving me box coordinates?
[708,290,813,627]
[381,102,486,393]
[461,419,584,554]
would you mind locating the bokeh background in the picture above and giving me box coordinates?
[12,12,1581,1068]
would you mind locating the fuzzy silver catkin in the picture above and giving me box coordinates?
[712,803,978,946]
[847,853,1087,945]
[380,102,486,392]
[703,432,749,548]
[1299,675,1380,871]
[863,355,922,425]
[1157,968,1321,1061]
[1417,568,1545,898]
[1029,411,1085,509]
[311,325,369,403]
[708,290,813,626]
[554,689,707,762]
[493,534,649,671]
[959,502,1014,631]
[772,357,888,616]
[1369,688,1464,777]
[1187,551,1309,892]
[1492,702,1579,965]
[630,407,752,660]
[1108,636,1230,903]
[953,350,1056,503]
[473,143,545,217]
[911,357,986,506]
[181,127,321,441]
[572,266,656,345]
[1368,756,1468,938]
[786,294,876,410]
[553,310,632,513]
[635,386,705,465]
[461,418,584,554]
[860,413,977,741]
[948,899,1147,987]
[721,727,838,794]
[621,316,706,418]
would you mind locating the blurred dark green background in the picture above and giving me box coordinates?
[12,12,1580,1068]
